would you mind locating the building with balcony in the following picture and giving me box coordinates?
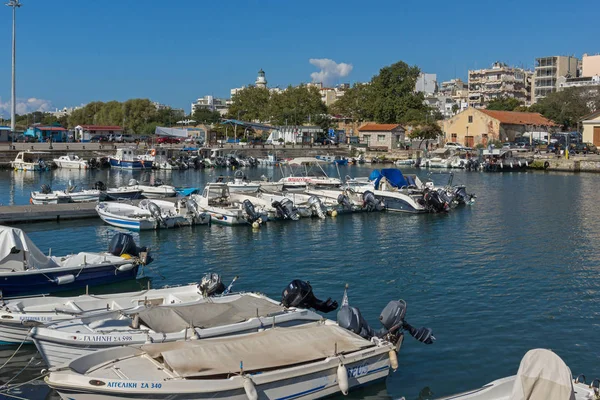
[468,62,532,108]
[531,56,579,103]
[191,95,229,116]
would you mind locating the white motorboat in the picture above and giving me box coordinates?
[422,156,451,168]
[127,179,177,198]
[109,148,153,169]
[53,154,89,169]
[191,183,260,226]
[435,349,596,400]
[30,181,142,205]
[0,227,149,298]
[394,159,415,166]
[96,198,208,231]
[0,279,217,345]
[32,292,323,367]
[10,151,51,171]
[305,188,386,214]
[277,157,342,191]
[46,293,435,399]
[225,171,261,193]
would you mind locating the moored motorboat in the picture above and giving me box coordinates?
[191,183,262,226]
[0,274,225,345]
[434,348,596,400]
[225,171,261,193]
[127,179,177,198]
[109,148,153,170]
[10,151,51,171]
[0,227,150,298]
[52,154,90,169]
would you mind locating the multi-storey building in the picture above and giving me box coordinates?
[468,62,532,108]
[531,56,579,103]
[415,73,438,95]
[191,95,229,116]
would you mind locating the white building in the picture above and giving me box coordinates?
[191,95,229,116]
[49,106,81,118]
[255,69,267,88]
[415,73,438,95]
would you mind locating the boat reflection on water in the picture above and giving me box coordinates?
[0,346,57,400]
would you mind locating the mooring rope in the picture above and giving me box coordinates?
[0,334,30,371]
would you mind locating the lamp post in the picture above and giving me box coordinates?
[6,0,21,144]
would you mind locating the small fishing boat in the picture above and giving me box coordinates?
[0,227,150,298]
[32,292,323,367]
[225,171,261,193]
[30,182,142,205]
[191,183,261,226]
[52,154,89,169]
[46,287,435,399]
[435,349,596,400]
[0,273,227,345]
[10,151,51,171]
[127,179,177,198]
[109,148,153,170]
[96,198,209,231]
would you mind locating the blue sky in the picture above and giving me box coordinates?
[0,0,597,116]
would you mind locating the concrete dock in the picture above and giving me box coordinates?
[0,203,99,224]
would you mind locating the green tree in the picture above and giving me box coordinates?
[370,61,429,124]
[227,86,271,122]
[192,107,221,124]
[451,104,460,115]
[408,122,443,148]
[268,85,327,126]
[486,97,523,111]
[530,87,600,129]
[329,83,374,122]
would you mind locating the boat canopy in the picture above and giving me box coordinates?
[369,169,409,190]
[141,322,373,377]
[0,226,59,272]
[288,157,328,166]
[137,295,285,333]
[509,349,575,400]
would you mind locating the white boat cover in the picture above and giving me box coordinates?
[509,349,575,400]
[141,322,373,377]
[155,126,188,138]
[0,226,59,271]
[52,252,125,268]
[137,295,285,333]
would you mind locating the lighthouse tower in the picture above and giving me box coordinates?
[255,69,267,88]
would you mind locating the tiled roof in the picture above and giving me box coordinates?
[478,110,556,126]
[34,126,67,131]
[580,109,600,121]
[79,125,123,130]
[358,123,402,131]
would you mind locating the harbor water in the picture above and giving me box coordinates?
[0,166,599,400]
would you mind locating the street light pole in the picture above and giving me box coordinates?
[6,0,22,143]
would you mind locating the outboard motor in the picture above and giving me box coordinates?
[242,199,262,224]
[40,184,52,194]
[198,272,225,296]
[154,179,164,186]
[272,199,300,221]
[94,181,107,191]
[146,201,166,226]
[337,300,435,346]
[337,194,352,210]
[128,178,139,186]
[187,198,200,216]
[108,232,146,258]
[281,280,338,313]
[88,157,98,169]
[423,190,449,213]
[362,190,384,211]
[307,196,326,219]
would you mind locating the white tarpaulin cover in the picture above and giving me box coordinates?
[142,322,373,377]
[138,295,284,333]
[509,349,575,400]
[155,127,188,138]
[0,226,59,271]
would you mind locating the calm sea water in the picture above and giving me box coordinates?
[0,165,599,400]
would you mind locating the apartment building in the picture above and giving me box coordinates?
[468,62,532,108]
[531,56,579,103]
[191,95,229,116]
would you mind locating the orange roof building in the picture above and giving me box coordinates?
[443,108,557,147]
[358,123,405,149]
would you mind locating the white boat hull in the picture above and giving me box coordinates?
[54,160,89,169]
[0,322,31,345]
[11,161,42,171]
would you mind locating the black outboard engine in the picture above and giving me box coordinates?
[337,299,435,346]
[108,232,145,258]
[146,201,166,226]
[242,199,262,223]
[88,158,98,169]
[154,179,164,186]
[337,194,352,210]
[281,280,338,313]
[40,184,52,194]
[94,181,107,191]
[198,272,225,296]
[423,190,449,213]
[272,198,300,221]
[362,190,384,211]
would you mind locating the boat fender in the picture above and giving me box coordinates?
[243,376,258,400]
[337,363,349,395]
[500,162,503,169]
[518,161,522,167]
[117,263,135,272]
[331,210,338,217]
[120,253,132,260]
[54,274,75,285]
[389,349,399,372]
[510,162,513,168]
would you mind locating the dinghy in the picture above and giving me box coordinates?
[435,348,597,400]
[0,227,150,298]
[0,272,226,345]
[46,287,435,399]
[225,171,261,193]
[96,199,209,231]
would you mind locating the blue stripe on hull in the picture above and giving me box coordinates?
[0,264,139,297]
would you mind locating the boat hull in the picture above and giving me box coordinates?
[11,162,42,171]
[0,264,139,298]
[109,158,153,170]
[374,192,426,213]
[54,160,89,169]
[0,322,31,345]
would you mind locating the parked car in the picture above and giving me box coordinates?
[501,142,513,149]
[444,142,463,150]
[91,135,109,142]
[156,137,181,144]
[571,142,599,154]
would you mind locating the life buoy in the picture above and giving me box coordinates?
[150,149,156,157]
[544,161,550,169]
